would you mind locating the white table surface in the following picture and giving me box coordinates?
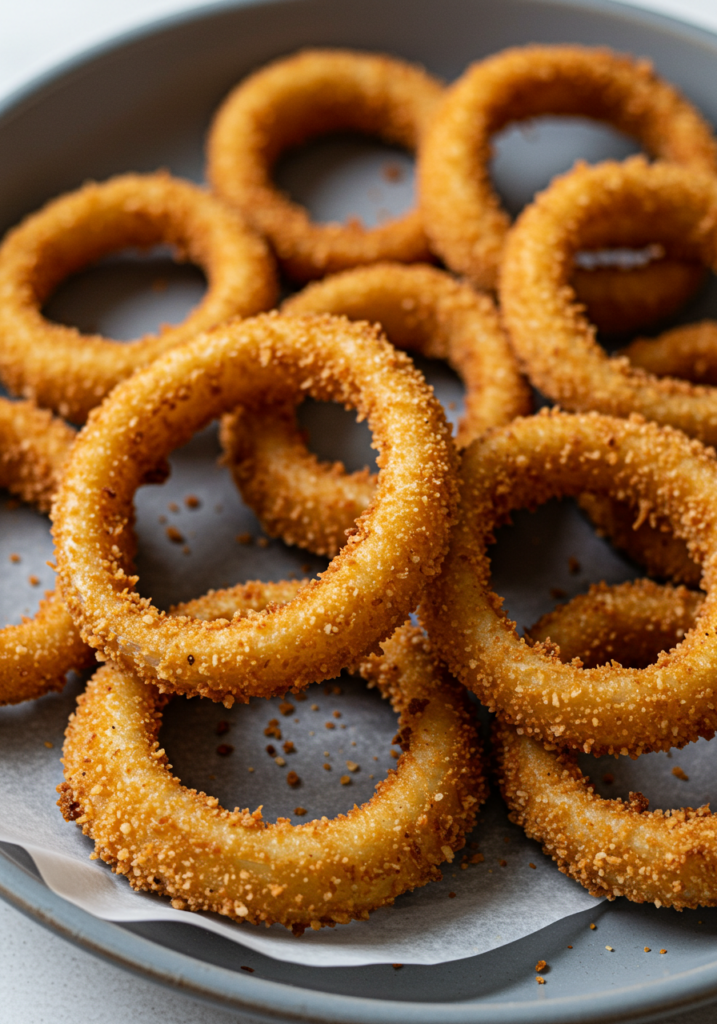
[3,1,717,1021]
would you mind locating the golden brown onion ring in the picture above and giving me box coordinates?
[0,172,277,423]
[495,721,717,910]
[58,617,485,933]
[53,313,458,703]
[420,409,717,757]
[0,398,93,704]
[222,263,530,556]
[420,45,717,332]
[207,50,443,280]
[623,320,717,385]
[528,579,703,669]
[500,158,717,446]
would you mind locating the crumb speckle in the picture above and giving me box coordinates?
[216,744,233,756]
[672,766,689,781]
[9,553,20,563]
[340,775,351,785]
[28,575,40,586]
[166,526,184,544]
[294,806,307,816]
[184,495,200,509]
[287,771,301,787]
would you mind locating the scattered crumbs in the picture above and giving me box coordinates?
[294,807,307,816]
[590,923,597,930]
[332,710,341,719]
[535,960,547,972]
[351,740,357,747]
[265,745,277,756]
[257,537,270,549]
[283,741,295,754]
[529,863,536,870]
[184,494,200,509]
[390,750,400,759]
[323,751,329,757]
[216,720,230,736]
[340,775,351,785]
[294,692,307,702]
[9,553,20,563]
[28,575,40,586]
[602,773,614,785]
[536,976,546,985]
[498,859,507,867]
[460,863,468,871]
[158,515,167,525]
[279,701,295,716]
[660,949,667,955]
[469,853,484,864]
[240,966,254,973]
[216,744,233,756]
[44,741,53,749]
[264,719,282,739]
[382,162,404,183]
[550,587,567,600]
[274,756,286,767]
[568,556,581,574]
[391,963,403,970]
[166,526,184,544]
[323,763,332,771]
[168,501,180,513]
[369,774,374,779]
[672,766,689,781]
[325,722,336,730]
[311,703,319,712]
[605,946,614,952]
[236,532,252,545]
[644,947,651,953]
[287,771,300,787]
[346,760,359,772]
[340,723,346,729]
[373,755,378,761]
[567,945,573,950]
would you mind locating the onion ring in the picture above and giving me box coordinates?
[495,720,717,909]
[527,579,703,669]
[206,49,443,280]
[58,616,485,933]
[623,320,717,385]
[53,312,458,703]
[0,398,93,705]
[419,45,717,331]
[0,172,277,423]
[577,492,699,586]
[221,263,530,556]
[420,409,717,757]
[500,157,717,445]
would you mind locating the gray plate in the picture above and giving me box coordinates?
[3,0,717,1021]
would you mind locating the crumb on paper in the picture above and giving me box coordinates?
[325,722,335,730]
[44,741,53,749]
[498,859,507,867]
[265,744,277,756]
[660,949,667,955]
[257,537,270,549]
[311,704,319,712]
[536,976,545,985]
[391,963,403,970]
[294,807,307,816]
[264,719,281,739]
[274,756,286,767]
[28,575,40,586]
[283,741,295,754]
[590,923,597,930]
[247,767,254,773]
[391,749,400,759]
[9,553,20,563]
[605,946,614,952]
[529,862,536,869]
[448,892,456,898]
[287,771,300,787]
[168,501,179,513]
[279,701,295,717]
[550,587,567,600]
[332,710,341,719]
[185,494,200,509]
[535,960,547,972]
[323,763,331,771]
[236,532,252,545]
[216,744,233,756]
[340,775,351,785]
[644,947,651,952]
[216,720,229,736]
[567,945,573,949]
[240,966,254,973]
[382,162,405,183]
[568,556,581,574]
[672,766,689,781]
[166,526,184,544]
[346,760,359,772]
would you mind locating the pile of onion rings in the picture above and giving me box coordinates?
[207,49,443,280]
[0,172,277,423]
[221,262,530,556]
[419,44,716,332]
[53,312,458,703]
[59,611,485,933]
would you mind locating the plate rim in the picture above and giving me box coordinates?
[3,0,717,1021]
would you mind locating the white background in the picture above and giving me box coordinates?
[2,1,717,1021]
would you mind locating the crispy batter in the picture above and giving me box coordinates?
[59,621,485,932]
[495,721,717,910]
[419,45,717,331]
[0,398,93,704]
[207,49,443,280]
[0,172,277,423]
[421,409,717,757]
[500,157,717,445]
[222,263,530,556]
[623,320,717,386]
[528,579,703,669]
[53,312,458,702]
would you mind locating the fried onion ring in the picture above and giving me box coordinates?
[419,45,717,331]
[527,579,703,669]
[206,49,443,280]
[501,158,717,445]
[221,263,530,556]
[0,398,92,704]
[495,721,717,909]
[421,409,717,757]
[623,320,717,386]
[53,312,458,702]
[58,617,485,933]
[0,172,277,423]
